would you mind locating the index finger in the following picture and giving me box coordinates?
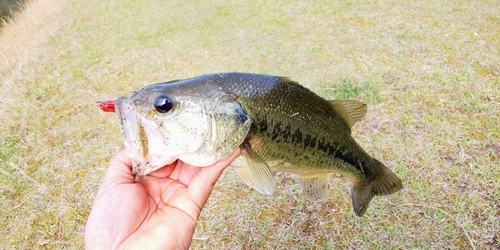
[187,148,241,207]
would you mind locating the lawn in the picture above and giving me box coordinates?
[0,0,499,248]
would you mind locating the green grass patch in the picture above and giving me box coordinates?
[325,77,383,103]
[0,139,17,162]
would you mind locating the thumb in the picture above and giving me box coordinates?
[98,149,136,195]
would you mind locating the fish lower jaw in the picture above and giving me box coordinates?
[131,154,177,176]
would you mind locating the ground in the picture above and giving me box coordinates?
[0,0,499,248]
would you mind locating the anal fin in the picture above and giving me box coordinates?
[296,173,330,201]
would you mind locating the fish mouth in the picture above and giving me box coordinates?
[115,97,176,175]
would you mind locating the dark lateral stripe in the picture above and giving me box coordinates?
[269,121,300,143]
[257,119,268,133]
[291,128,302,143]
[307,135,365,173]
[257,119,366,174]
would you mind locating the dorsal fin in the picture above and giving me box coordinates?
[330,100,367,127]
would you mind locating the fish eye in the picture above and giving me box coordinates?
[154,95,174,113]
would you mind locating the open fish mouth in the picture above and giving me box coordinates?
[115,97,176,175]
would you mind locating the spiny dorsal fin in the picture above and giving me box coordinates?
[330,100,367,127]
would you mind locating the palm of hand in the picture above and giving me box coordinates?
[85,149,240,250]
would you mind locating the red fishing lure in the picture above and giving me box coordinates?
[99,100,115,112]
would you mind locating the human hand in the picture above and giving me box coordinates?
[84,148,240,250]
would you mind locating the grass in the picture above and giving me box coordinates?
[1,0,499,248]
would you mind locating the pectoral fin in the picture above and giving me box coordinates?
[296,174,330,201]
[230,144,275,195]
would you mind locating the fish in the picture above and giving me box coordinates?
[110,72,403,216]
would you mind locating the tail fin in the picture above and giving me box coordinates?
[351,159,403,216]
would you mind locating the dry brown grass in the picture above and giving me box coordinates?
[1,0,499,249]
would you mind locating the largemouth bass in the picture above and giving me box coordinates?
[112,72,402,216]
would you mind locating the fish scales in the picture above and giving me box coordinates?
[197,73,371,177]
[112,72,403,216]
